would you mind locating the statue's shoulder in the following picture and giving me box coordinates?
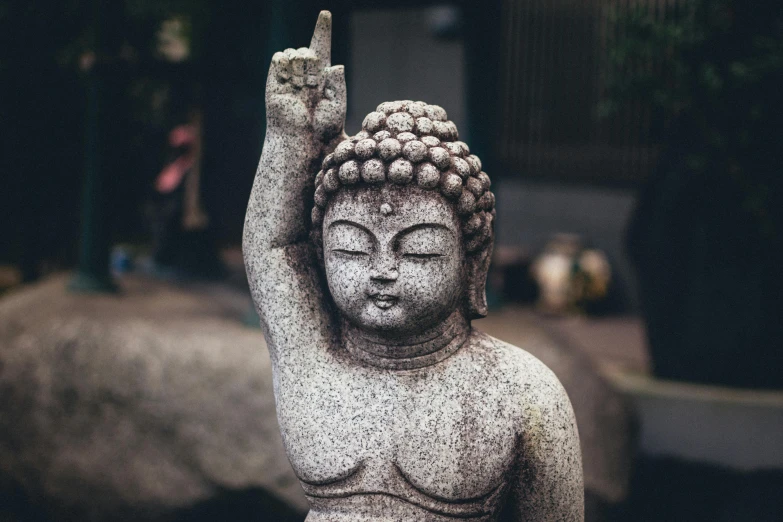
[466,328,569,406]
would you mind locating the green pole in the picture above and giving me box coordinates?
[69,0,116,293]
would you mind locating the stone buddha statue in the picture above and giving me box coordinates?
[243,11,583,521]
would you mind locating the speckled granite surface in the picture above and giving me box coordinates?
[243,11,583,521]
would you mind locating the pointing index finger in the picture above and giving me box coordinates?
[309,11,332,68]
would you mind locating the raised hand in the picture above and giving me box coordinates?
[266,11,346,145]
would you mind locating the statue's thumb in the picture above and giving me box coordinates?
[323,65,346,103]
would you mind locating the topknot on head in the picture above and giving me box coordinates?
[362,100,458,142]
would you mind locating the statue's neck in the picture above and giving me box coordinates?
[342,310,470,370]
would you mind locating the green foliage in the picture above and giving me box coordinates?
[601,0,783,235]
[599,6,692,121]
[603,1,782,124]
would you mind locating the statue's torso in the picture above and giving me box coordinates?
[274,330,534,520]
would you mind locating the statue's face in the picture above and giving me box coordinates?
[323,185,464,338]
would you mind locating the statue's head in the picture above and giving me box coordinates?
[311,101,495,339]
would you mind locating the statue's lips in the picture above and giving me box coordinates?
[369,294,398,309]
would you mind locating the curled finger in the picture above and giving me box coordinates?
[304,54,320,87]
[272,52,290,81]
[291,52,305,88]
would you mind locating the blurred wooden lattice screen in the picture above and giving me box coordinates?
[498,0,683,184]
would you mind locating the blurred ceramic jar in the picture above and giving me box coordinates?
[531,234,611,315]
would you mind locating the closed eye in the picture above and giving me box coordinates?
[402,253,444,259]
[333,249,369,256]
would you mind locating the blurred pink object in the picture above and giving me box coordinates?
[155,156,194,193]
[155,124,196,193]
[168,124,196,148]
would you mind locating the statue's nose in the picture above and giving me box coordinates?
[370,252,399,282]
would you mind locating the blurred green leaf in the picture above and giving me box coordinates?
[600,0,783,235]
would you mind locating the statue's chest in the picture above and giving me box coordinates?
[275,363,517,501]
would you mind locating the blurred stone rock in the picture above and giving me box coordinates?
[0,275,307,521]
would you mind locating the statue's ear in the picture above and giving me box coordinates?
[466,235,493,319]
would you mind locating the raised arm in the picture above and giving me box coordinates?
[243,11,347,362]
[513,370,584,521]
